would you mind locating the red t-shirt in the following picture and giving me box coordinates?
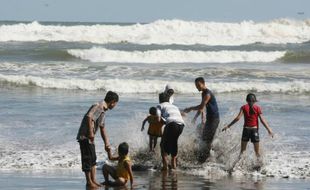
[241,104,262,127]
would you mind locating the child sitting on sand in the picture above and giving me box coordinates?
[141,107,164,152]
[222,93,274,169]
[102,142,133,188]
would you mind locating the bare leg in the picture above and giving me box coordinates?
[108,177,127,186]
[240,141,248,155]
[102,164,117,185]
[154,137,158,149]
[161,152,168,170]
[253,142,260,158]
[149,136,153,151]
[171,155,177,169]
[84,171,97,188]
[228,141,248,173]
[90,166,101,187]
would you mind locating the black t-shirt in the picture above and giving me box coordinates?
[202,88,219,118]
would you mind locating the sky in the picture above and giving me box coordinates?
[0,0,309,23]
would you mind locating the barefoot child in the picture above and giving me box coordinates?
[102,142,133,188]
[222,93,274,169]
[141,107,164,152]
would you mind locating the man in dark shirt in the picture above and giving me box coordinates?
[184,77,220,163]
[77,91,119,188]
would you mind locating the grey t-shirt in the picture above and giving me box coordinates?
[76,102,106,141]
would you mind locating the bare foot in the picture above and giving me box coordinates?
[101,180,112,186]
[93,181,102,187]
[86,182,99,188]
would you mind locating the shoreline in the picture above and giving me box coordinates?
[1,168,309,190]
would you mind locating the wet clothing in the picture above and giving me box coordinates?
[157,102,184,125]
[202,117,220,143]
[242,104,262,127]
[242,127,260,143]
[202,89,219,119]
[161,122,184,156]
[147,115,164,137]
[116,155,131,180]
[76,102,106,141]
[79,139,97,172]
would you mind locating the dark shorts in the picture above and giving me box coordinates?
[242,127,259,143]
[160,122,184,157]
[79,139,97,172]
[202,117,220,143]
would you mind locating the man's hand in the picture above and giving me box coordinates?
[183,108,191,113]
[268,131,274,138]
[89,133,95,143]
[222,126,229,132]
[105,144,111,152]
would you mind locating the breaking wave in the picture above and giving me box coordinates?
[1,19,310,45]
[68,48,286,63]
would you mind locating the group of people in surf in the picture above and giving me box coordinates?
[76,77,274,188]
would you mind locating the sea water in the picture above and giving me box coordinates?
[0,20,310,183]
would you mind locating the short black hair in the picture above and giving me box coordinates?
[195,77,205,84]
[104,91,119,103]
[159,92,169,103]
[149,107,157,115]
[118,142,129,156]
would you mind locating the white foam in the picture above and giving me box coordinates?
[1,19,310,45]
[0,74,309,94]
[68,48,286,63]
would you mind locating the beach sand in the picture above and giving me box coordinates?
[1,169,309,190]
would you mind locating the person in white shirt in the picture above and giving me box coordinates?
[157,93,185,170]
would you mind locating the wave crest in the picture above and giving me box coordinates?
[1,19,310,45]
[67,48,286,63]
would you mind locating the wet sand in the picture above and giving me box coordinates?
[1,169,309,190]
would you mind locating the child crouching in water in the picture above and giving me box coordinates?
[141,107,164,152]
[222,93,274,168]
[102,142,133,188]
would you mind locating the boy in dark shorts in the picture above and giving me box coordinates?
[183,77,220,162]
[76,91,119,188]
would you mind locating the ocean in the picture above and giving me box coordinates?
[0,19,310,189]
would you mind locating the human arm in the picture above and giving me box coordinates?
[222,108,243,131]
[107,149,119,161]
[258,114,274,137]
[184,94,211,124]
[141,117,148,131]
[100,126,111,152]
[86,116,95,143]
[125,160,134,189]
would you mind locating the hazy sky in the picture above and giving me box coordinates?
[0,0,308,23]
